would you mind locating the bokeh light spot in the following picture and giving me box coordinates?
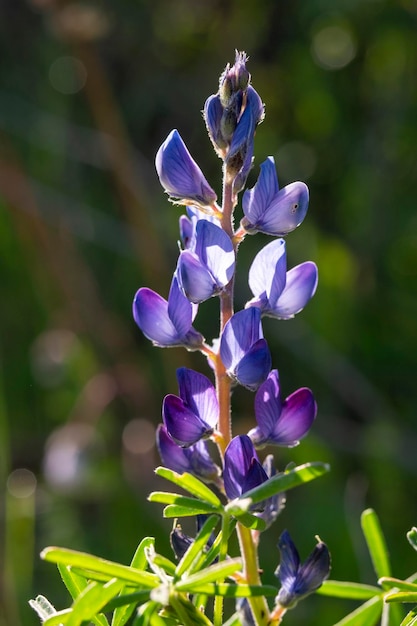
[312,24,357,70]
[49,56,87,94]
[7,468,37,498]
[122,419,155,455]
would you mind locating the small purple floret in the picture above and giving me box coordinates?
[220,308,271,390]
[132,276,203,349]
[223,435,269,501]
[275,530,331,609]
[162,368,218,447]
[155,129,217,207]
[246,239,318,320]
[248,369,317,448]
[241,157,309,236]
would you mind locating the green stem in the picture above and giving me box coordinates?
[237,524,270,625]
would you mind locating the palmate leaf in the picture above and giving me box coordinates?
[41,547,160,588]
[232,461,330,507]
[361,509,392,579]
[331,595,383,626]
[317,579,381,600]
[154,467,221,507]
[175,557,242,592]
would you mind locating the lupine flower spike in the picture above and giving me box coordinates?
[248,369,317,448]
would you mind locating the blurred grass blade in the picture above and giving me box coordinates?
[175,557,242,591]
[332,596,383,625]
[235,462,330,506]
[154,467,221,507]
[175,515,219,578]
[361,509,392,578]
[41,547,159,588]
[111,537,155,626]
[317,580,381,599]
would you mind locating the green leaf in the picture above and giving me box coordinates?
[407,529,417,553]
[317,579,381,599]
[175,557,242,591]
[154,467,221,507]
[169,594,213,626]
[361,509,392,578]
[65,579,124,626]
[175,515,219,578]
[174,583,277,597]
[41,547,160,588]
[56,565,110,626]
[148,552,177,577]
[198,520,237,572]
[385,592,417,604]
[222,613,241,626]
[379,577,417,593]
[149,492,220,515]
[401,607,417,626]
[111,537,155,626]
[132,601,165,626]
[331,596,383,626]
[162,503,220,518]
[224,501,266,530]
[43,609,72,626]
[233,462,330,506]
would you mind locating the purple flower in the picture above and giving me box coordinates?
[162,368,219,447]
[246,239,318,320]
[176,220,235,303]
[132,276,203,349]
[223,435,269,501]
[156,425,220,483]
[155,129,217,208]
[248,370,316,448]
[241,157,309,236]
[220,308,271,391]
[275,530,331,609]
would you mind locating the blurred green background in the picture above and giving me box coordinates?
[1,0,417,624]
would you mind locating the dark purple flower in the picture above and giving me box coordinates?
[155,129,217,208]
[170,515,216,561]
[132,276,203,349]
[204,94,228,156]
[246,239,318,320]
[220,308,271,391]
[223,435,269,501]
[248,370,316,448]
[241,157,309,236]
[156,425,220,484]
[176,220,235,303]
[275,530,331,609]
[162,368,218,447]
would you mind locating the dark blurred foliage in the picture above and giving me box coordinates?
[1,0,417,624]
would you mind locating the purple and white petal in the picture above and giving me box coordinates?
[176,250,217,303]
[220,308,264,371]
[249,370,282,444]
[224,435,261,500]
[194,220,235,289]
[176,368,218,430]
[247,239,287,308]
[133,288,178,346]
[271,262,318,320]
[271,388,316,446]
[242,157,279,226]
[234,338,271,391]
[162,394,213,447]
[257,181,309,236]
[155,129,217,207]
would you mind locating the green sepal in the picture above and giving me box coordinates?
[317,579,381,599]
[41,547,160,588]
[233,461,330,507]
[154,467,221,507]
[331,595,383,626]
[401,607,417,626]
[175,557,242,591]
[361,509,391,578]
[175,515,219,578]
[408,529,417,553]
